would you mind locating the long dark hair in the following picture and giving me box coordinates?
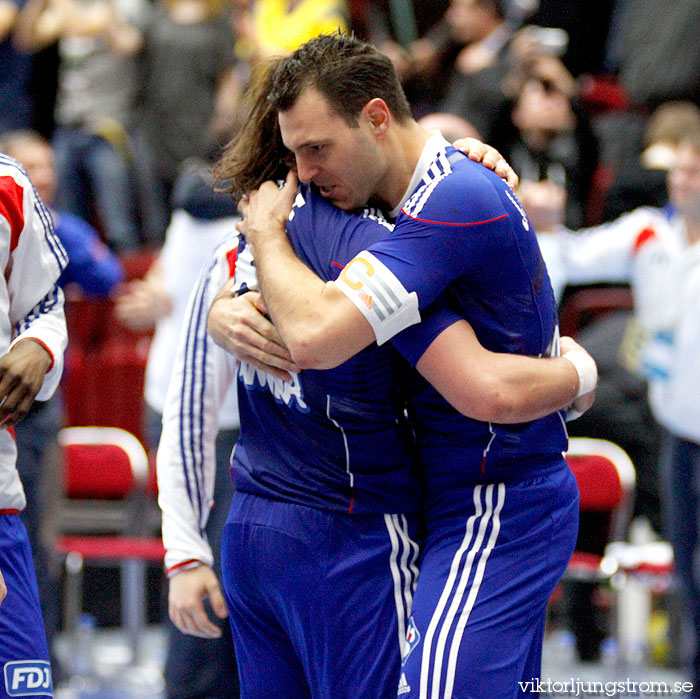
[214,59,294,202]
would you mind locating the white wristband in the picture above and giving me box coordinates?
[562,350,598,398]
[565,405,585,421]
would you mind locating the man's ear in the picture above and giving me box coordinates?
[362,98,391,137]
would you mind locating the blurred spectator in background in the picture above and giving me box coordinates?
[14,0,147,253]
[417,111,480,142]
[499,41,598,228]
[589,0,700,200]
[0,129,124,678]
[235,0,347,67]
[130,0,238,248]
[605,0,700,110]
[523,124,700,676]
[0,0,35,133]
[438,0,516,143]
[356,0,451,116]
[526,0,614,78]
[0,130,124,295]
[116,160,240,698]
[602,101,700,221]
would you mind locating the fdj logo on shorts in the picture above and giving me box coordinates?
[402,616,421,666]
[3,661,53,696]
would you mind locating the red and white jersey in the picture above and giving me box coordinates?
[0,155,68,511]
[543,205,700,443]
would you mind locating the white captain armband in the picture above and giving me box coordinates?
[334,251,420,345]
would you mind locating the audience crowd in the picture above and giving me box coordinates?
[3,0,700,693]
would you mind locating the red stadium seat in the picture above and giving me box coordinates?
[62,249,158,442]
[55,427,164,667]
[563,438,677,664]
[558,286,634,338]
[564,437,636,582]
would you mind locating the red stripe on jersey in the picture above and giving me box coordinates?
[0,175,25,252]
[0,509,21,515]
[400,211,509,227]
[330,260,344,269]
[226,247,238,279]
[634,227,656,252]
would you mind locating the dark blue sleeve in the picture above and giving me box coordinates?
[55,212,124,296]
[391,295,462,366]
[365,160,519,310]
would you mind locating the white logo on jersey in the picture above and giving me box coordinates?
[505,189,530,231]
[238,361,309,412]
[4,661,52,696]
[398,673,411,695]
[288,191,307,221]
[362,207,394,231]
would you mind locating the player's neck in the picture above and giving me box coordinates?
[375,121,431,210]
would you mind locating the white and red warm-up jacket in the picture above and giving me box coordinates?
[0,155,68,512]
[540,205,700,444]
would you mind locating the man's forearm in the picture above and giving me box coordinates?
[415,320,595,424]
[253,231,373,369]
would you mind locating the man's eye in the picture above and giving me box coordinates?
[310,144,325,153]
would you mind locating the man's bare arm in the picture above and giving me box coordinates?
[209,278,596,423]
[237,171,372,369]
[416,320,595,423]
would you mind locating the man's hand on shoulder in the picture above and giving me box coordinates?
[236,171,298,256]
[452,137,519,190]
[168,564,227,639]
[0,339,53,427]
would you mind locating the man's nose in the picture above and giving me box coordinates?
[295,157,318,184]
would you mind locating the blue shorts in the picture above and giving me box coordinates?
[400,462,578,699]
[0,515,52,699]
[221,492,420,699]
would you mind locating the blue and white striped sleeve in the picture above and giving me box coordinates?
[157,234,240,575]
[10,285,67,401]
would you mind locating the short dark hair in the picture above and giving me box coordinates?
[269,32,413,127]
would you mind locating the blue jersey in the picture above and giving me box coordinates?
[232,185,431,515]
[54,210,124,296]
[339,145,568,508]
